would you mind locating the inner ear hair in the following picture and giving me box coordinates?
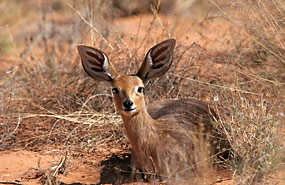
[137,39,176,84]
[77,45,118,82]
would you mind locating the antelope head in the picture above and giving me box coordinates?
[77,39,176,117]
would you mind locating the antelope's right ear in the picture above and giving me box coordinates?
[137,39,176,84]
[77,45,118,82]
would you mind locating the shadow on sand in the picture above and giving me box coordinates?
[58,153,139,185]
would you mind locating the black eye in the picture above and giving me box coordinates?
[112,87,119,94]
[137,86,144,93]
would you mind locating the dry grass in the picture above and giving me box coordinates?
[210,0,285,65]
[0,0,284,184]
[208,0,285,183]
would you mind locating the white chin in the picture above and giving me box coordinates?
[121,109,137,116]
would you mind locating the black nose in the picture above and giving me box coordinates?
[123,99,133,109]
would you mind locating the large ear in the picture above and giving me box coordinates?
[77,45,118,82]
[137,39,176,84]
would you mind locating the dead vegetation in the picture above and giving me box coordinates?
[0,0,284,184]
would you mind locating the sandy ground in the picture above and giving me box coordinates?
[0,149,236,185]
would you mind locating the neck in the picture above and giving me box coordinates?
[120,104,158,154]
[121,106,156,136]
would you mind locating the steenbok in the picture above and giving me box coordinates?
[78,39,228,183]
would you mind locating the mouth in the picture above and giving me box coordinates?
[122,108,136,112]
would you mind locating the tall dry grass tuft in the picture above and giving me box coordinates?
[223,93,283,183]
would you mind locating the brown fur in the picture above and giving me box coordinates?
[113,76,219,181]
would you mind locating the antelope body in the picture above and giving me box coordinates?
[78,39,225,183]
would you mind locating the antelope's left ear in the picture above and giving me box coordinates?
[136,39,176,84]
